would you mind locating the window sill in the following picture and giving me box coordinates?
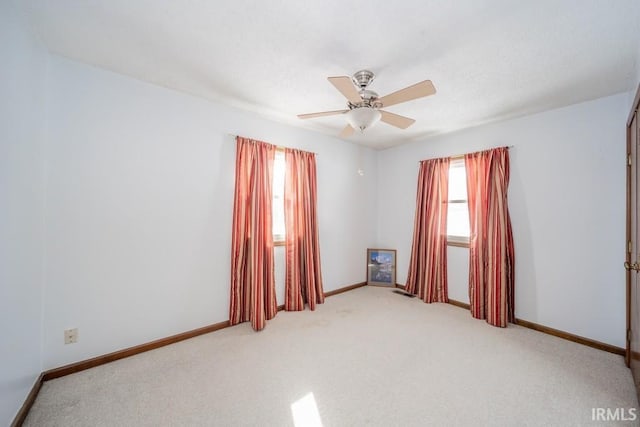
[274,240,285,247]
[447,240,469,248]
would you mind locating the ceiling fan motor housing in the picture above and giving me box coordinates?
[352,69,375,89]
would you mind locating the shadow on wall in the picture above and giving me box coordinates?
[508,147,538,321]
[210,134,237,318]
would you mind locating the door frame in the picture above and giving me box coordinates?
[627,83,640,367]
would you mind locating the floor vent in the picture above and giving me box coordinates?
[392,290,416,298]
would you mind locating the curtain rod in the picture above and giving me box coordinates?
[422,145,514,162]
[227,134,318,156]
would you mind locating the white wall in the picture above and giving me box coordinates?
[42,55,378,369]
[0,1,47,424]
[629,33,640,108]
[378,93,628,347]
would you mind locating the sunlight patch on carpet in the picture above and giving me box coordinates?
[291,392,323,427]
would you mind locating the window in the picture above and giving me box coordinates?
[447,158,470,245]
[272,150,286,244]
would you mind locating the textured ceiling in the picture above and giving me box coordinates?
[19,0,640,149]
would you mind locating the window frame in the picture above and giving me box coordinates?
[272,149,286,245]
[447,157,470,248]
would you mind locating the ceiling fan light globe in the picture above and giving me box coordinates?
[347,107,381,132]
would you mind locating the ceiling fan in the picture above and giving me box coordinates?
[297,70,436,138]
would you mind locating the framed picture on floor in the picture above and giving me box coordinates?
[366,248,396,287]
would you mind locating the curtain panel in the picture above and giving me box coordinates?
[284,148,324,311]
[405,157,450,303]
[229,137,277,331]
[465,147,514,327]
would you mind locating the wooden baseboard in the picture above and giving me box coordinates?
[10,373,44,427]
[446,298,624,356]
[42,281,365,383]
[378,291,623,356]
[514,318,625,356]
[447,298,470,310]
[324,282,366,297]
[43,320,230,381]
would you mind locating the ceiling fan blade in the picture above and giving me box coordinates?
[380,110,416,129]
[297,110,348,119]
[377,80,436,108]
[328,76,362,104]
[339,124,355,138]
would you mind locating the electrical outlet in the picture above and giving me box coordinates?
[64,328,78,344]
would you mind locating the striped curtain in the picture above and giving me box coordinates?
[405,157,450,303]
[229,137,277,331]
[465,147,514,327]
[284,148,324,311]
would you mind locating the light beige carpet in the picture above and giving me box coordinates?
[25,286,638,426]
